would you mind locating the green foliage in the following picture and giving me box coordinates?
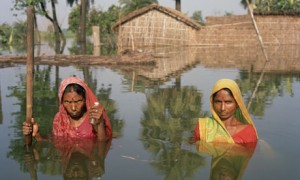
[252,0,300,14]
[119,0,158,16]
[68,5,81,33]
[88,7,103,26]
[12,20,27,45]
[0,20,27,46]
[69,4,121,34]
[0,23,11,44]
[191,10,206,25]
[68,4,121,50]
[12,0,46,14]
[100,5,121,31]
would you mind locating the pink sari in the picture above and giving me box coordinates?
[52,76,112,139]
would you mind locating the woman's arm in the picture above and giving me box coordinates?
[94,117,107,141]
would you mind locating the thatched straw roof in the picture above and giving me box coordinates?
[112,3,202,31]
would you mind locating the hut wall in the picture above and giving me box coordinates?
[255,16,300,45]
[118,10,197,49]
[196,15,300,46]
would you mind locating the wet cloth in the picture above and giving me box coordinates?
[52,76,112,139]
[196,141,257,180]
[53,136,111,178]
[193,119,257,143]
[193,79,258,143]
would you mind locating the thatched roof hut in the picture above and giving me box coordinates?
[112,3,202,50]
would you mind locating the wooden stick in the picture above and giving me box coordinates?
[246,0,270,62]
[25,5,34,147]
[246,0,270,109]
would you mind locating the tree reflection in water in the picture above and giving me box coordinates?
[140,85,207,179]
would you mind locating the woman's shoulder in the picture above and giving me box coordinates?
[243,124,256,131]
[233,124,257,143]
[236,124,256,134]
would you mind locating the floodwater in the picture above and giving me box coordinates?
[0,46,300,179]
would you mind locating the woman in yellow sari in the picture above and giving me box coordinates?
[193,79,258,143]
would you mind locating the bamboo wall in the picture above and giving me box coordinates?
[118,13,300,48]
[118,10,197,49]
[197,15,300,46]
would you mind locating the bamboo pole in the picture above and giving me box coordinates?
[92,26,101,56]
[246,0,269,62]
[25,5,34,147]
[246,0,270,109]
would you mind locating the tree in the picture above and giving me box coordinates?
[0,23,13,45]
[175,0,181,11]
[38,0,66,54]
[119,0,158,16]
[68,4,121,52]
[12,0,66,54]
[241,0,300,13]
[191,10,205,25]
[67,0,95,54]
[68,5,81,34]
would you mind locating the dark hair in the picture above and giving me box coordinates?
[63,83,86,100]
[212,88,234,100]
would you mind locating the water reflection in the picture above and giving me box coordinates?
[113,46,300,121]
[140,85,205,179]
[141,85,203,141]
[1,44,300,179]
[114,47,200,83]
[22,138,110,179]
[114,45,300,86]
[196,142,256,180]
[0,87,2,124]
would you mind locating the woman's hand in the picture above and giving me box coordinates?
[89,105,104,125]
[22,118,39,137]
[89,104,107,141]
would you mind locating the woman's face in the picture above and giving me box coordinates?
[213,89,238,121]
[62,90,86,120]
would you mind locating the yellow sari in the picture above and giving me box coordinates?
[199,79,258,143]
[196,141,257,180]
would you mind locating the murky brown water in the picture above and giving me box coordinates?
[1,45,300,179]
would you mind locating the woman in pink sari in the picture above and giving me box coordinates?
[23,76,112,141]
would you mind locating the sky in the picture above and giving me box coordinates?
[0,0,247,31]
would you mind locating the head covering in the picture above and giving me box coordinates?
[53,76,112,139]
[210,79,258,139]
